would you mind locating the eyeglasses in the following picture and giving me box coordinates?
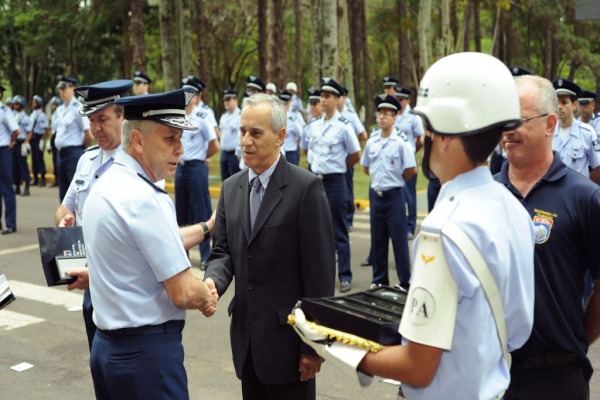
[134,81,146,85]
[377,111,396,117]
[520,113,548,125]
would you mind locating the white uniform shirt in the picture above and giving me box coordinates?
[14,110,30,140]
[283,110,304,152]
[82,152,189,330]
[62,145,121,226]
[181,112,217,161]
[0,102,19,146]
[340,106,365,137]
[361,133,416,192]
[55,99,90,148]
[395,104,424,152]
[400,166,535,400]
[304,112,360,174]
[28,109,49,135]
[194,100,218,129]
[553,119,600,177]
[219,107,241,151]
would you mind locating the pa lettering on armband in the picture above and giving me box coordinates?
[399,231,458,350]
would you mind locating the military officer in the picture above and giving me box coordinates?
[301,88,322,169]
[11,95,32,196]
[383,76,400,97]
[219,89,242,181]
[305,77,361,292]
[54,75,92,201]
[186,75,219,139]
[178,76,220,267]
[552,78,600,183]
[83,88,218,399]
[577,90,600,136]
[286,81,305,118]
[395,86,424,239]
[133,70,152,95]
[48,96,62,187]
[246,75,266,96]
[279,89,304,165]
[266,82,277,95]
[0,85,19,234]
[29,95,49,187]
[361,94,416,289]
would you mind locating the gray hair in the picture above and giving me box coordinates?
[121,119,157,150]
[515,75,558,115]
[241,93,286,132]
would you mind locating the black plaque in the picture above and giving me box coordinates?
[301,286,407,345]
[37,227,87,286]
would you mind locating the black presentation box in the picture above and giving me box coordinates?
[301,286,407,346]
[37,227,87,286]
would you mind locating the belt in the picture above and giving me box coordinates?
[58,145,84,152]
[513,351,578,370]
[373,187,403,198]
[223,150,236,154]
[16,139,25,144]
[100,320,185,336]
[179,159,205,166]
[316,173,344,181]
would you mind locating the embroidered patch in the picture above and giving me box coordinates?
[408,287,436,326]
[532,209,556,244]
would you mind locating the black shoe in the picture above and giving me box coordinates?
[22,183,30,196]
[1,228,16,235]
[32,178,39,186]
[39,177,46,187]
[200,262,207,271]
[14,185,20,195]
[360,258,372,267]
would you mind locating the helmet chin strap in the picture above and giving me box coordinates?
[421,135,438,181]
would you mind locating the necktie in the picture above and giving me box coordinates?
[250,176,262,229]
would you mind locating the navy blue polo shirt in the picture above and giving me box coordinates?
[495,151,600,381]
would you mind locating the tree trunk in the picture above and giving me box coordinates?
[337,0,353,93]
[321,0,338,78]
[450,0,459,50]
[194,0,208,81]
[490,6,501,58]
[258,0,268,80]
[543,25,552,79]
[437,0,452,59]
[180,0,194,76]
[159,0,179,90]
[267,0,285,87]
[349,0,362,112]
[310,0,323,86]
[294,0,302,95]
[474,0,481,52]
[417,0,432,76]
[359,0,372,125]
[461,0,473,52]
[398,0,411,86]
[122,2,131,80]
[130,0,146,71]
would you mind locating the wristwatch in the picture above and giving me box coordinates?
[199,221,211,242]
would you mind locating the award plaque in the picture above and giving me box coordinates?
[0,274,16,310]
[37,227,87,286]
[300,286,407,346]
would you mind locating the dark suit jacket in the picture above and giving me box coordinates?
[205,156,335,385]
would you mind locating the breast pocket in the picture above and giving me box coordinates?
[384,146,400,168]
[74,178,92,216]
[568,146,587,171]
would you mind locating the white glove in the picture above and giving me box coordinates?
[291,307,373,387]
[20,143,28,157]
[39,139,45,152]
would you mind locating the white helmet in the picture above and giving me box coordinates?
[413,52,520,136]
[266,82,277,93]
[286,82,297,92]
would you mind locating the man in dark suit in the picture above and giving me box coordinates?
[204,93,335,400]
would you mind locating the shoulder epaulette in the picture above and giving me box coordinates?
[0,105,5,111]
[196,112,207,119]
[579,122,595,134]
[592,113,600,121]
[85,145,100,153]
[338,116,349,124]
[137,173,168,194]
[395,128,409,141]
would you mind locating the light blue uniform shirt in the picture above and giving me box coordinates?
[290,93,304,117]
[62,145,121,226]
[577,113,600,137]
[394,104,424,152]
[54,98,90,148]
[304,111,360,174]
[194,101,218,129]
[0,102,19,146]
[83,152,189,330]
[340,106,365,136]
[51,110,59,134]
[401,166,535,400]
[552,119,600,178]
[14,110,30,140]
[181,112,217,161]
[361,133,416,192]
[283,110,304,152]
[28,109,49,135]
[219,107,241,151]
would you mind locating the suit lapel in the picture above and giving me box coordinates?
[238,170,252,242]
[248,157,288,244]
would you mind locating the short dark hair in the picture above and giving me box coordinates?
[460,129,503,164]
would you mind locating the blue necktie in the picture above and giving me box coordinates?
[250,177,262,229]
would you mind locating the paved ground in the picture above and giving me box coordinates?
[0,184,598,399]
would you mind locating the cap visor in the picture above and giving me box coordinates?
[154,116,197,130]
[79,101,113,116]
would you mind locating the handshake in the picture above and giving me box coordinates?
[201,277,219,317]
